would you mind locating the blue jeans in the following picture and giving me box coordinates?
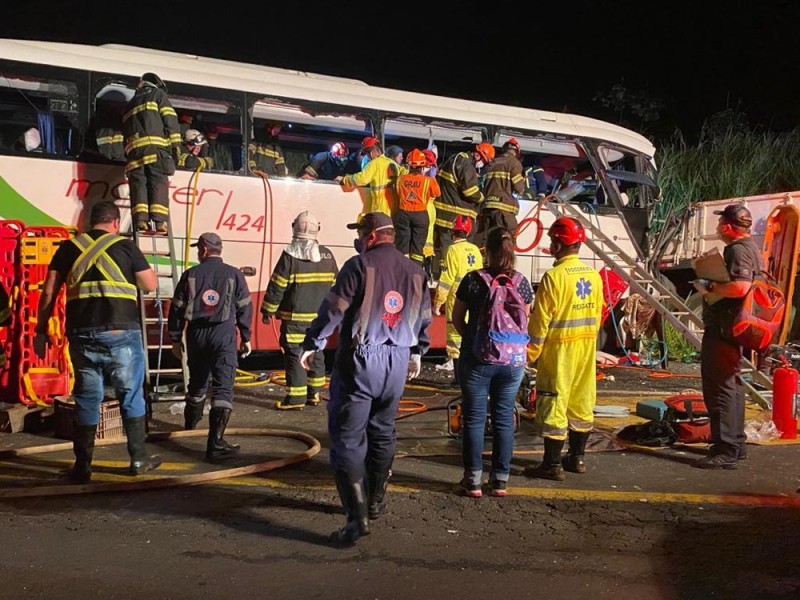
[68,330,146,426]
[459,354,524,486]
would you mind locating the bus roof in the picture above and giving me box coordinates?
[0,38,656,159]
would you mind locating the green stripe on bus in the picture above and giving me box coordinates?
[0,175,61,225]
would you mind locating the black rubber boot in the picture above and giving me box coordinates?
[184,400,204,430]
[124,416,162,476]
[67,424,97,484]
[450,358,460,388]
[562,430,590,474]
[367,469,392,520]
[331,470,370,546]
[524,438,565,481]
[206,407,240,461]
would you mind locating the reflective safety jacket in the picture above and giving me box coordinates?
[261,246,339,345]
[302,242,432,356]
[434,239,482,317]
[301,151,347,181]
[524,164,548,199]
[168,257,253,343]
[340,155,403,217]
[96,127,125,162]
[207,140,234,172]
[527,254,602,362]
[176,145,214,170]
[66,234,138,305]
[483,151,525,214]
[396,172,441,212]
[434,152,483,228]
[248,142,288,177]
[121,85,181,173]
[0,283,10,368]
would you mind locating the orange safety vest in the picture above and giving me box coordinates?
[396,172,440,212]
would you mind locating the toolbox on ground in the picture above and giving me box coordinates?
[635,399,668,421]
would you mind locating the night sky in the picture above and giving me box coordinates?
[3,1,799,141]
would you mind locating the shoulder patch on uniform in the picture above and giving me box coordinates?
[202,289,221,306]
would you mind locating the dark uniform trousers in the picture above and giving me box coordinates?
[282,329,325,405]
[129,153,174,225]
[700,327,746,458]
[328,344,410,479]
[475,208,517,249]
[186,325,238,411]
[394,209,429,264]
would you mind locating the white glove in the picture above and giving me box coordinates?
[300,349,316,371]
[239,341,252,359]
[433,304,442,316]
[407,354,422,380]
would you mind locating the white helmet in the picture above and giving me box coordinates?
[292,211,320,240]
[184,129,207,145]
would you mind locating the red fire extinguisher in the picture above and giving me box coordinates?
[772,357,798,440]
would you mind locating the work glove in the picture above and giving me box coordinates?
[239,341,252,359]
[171,341,184,360]
[692,278,711,296]
[262,313,273,325]
[33,331,51,360]
[433,304,443,317]
[407,354,422,381]
[300,349,316,371]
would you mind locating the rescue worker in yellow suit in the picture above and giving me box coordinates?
[0,282,10,369]
[524,216,602,481]
[433,215,482,386]
[340,136,403,218]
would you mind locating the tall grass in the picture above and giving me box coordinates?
[655,128,800,228]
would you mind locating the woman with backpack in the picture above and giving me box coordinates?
[451,227,533,497]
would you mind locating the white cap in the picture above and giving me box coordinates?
[292,211,320,240]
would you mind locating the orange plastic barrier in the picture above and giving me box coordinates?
[0,220,25,400]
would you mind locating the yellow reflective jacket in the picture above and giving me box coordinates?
[434,239,483,317]
[341,155,402,217]
[527,254,602,362]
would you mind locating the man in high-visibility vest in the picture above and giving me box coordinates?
[34,201,161,483]
[121,72,182,234]
[433,215,482,385]
[340,137,403,218]
[261,212,338,410]
[525,216,602,481]
[394,148,441,265]
[0,282,10,369]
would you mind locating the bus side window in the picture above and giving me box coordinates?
[0,71,81,157]
[84,82,131,163]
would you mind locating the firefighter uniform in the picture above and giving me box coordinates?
[0,283,10,369]
[434,152,484,272]
[394,171,441,264]
[248,142,288,177]
[435,238,482,361]
[262,242,338,408]
[524,164,548,199]
[122,78,181,227]
[176,146,214,170]
[340,154,403,218]
[477,150,525,245]
[96,127,125,162]
[528,254,602,440]
[302,212,432,543]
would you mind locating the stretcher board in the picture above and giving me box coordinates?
[762,204,800,345]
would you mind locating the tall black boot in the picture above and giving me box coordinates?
[67,424,97,484]
[450,358,460,388]
[124,416,162,476]
[563,430,590,474]
[184,400,204,430]
[524,437,565,481]
[206,407,240,461]
[331,469,370,546]
[367,469,392,520]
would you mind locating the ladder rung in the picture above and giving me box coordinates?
[156,272,174,278]
[142,250,172,257]
[146,344,173,350]
[148,368,184,374]
[144,317,166,324]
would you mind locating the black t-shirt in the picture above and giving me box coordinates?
[49,230,150,334]
[702,237,762,330]
[455,268,533,354]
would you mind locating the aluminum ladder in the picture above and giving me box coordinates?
[131,223,189,411]
[546,201,772,408]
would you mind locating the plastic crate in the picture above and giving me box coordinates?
[54,396,125,440]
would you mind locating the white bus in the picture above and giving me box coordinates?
[0,39,659,351]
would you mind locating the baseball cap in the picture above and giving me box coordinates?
[346,212,394,233]
[191,232,223,251]
[713,204,752,228]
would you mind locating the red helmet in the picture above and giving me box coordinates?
[406,149,427,168]
[548,217,586,245]
[503,137,521,157]
[330,141,348,158]
[422,149,437,166]
[361,136,380,151]
[453,215,473,235]
[475,143,495,163]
